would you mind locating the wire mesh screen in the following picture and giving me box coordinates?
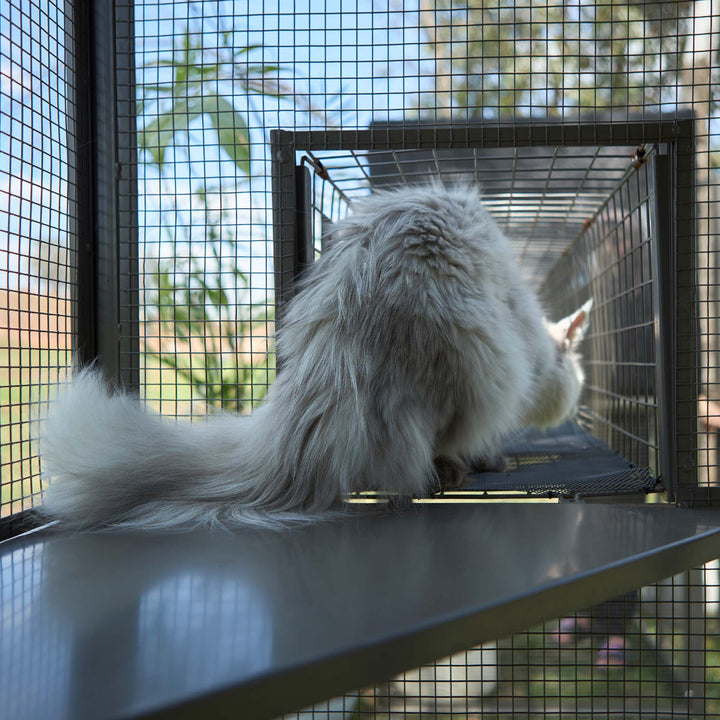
[291,141,643,286]
[130,0,281,417]
[281,565,716,719]
[4,0,720,718]
[0,0,78,519]
[544,151,663,479]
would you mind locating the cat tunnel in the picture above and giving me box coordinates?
[271,119,693,505]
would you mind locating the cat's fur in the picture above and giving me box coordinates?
[40,184,591,530]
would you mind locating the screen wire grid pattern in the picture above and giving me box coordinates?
[296,141,640,287]
[2,1,720,718]
[0,0,78,519]
[544,150,662,481]
[280,567,716,719]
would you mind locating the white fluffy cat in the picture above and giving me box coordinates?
[40,184,591,530]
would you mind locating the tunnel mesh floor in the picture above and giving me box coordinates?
[458,422,661,500]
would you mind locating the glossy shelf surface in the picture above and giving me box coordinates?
[2,502,720,719]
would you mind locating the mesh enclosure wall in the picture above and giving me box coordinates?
[0,0,78,519]
[3,0,720,717]
[130,0,285,418]
[544,150,665,480]
[280,566,716,719]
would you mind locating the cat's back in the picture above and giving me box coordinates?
[284,183,543,352]
[276,183,551,454]
[348,183,508,271]
[342,185,529,322]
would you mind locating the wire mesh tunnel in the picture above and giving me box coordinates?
[271,121,685,503]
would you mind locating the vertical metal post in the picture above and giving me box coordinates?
[651,149,678,501]
[70,0,97,368]
[674,120,700,503]
[92,0,121,383]
[114,0,139,392]
[271,130,299,320]
[271,138,322,379]
[295,164,315,273]
[72,0,138,390]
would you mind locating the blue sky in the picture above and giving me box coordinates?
[132,0,428,298]
[134,0,426,128]
[1,0,427,291]
[1,0,74,289]
[2,0,719,295]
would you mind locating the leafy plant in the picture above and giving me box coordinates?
[137,31,285,174]
[145,205,275,412]
[138,25,284,408]
[417,0,695,119]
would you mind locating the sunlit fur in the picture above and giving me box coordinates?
[40,184,591,530]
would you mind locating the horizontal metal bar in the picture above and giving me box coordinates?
[274,117,694,153]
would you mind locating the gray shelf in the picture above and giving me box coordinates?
[2,502,720,719]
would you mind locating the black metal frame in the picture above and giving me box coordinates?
[652,148,680,503]
[270,119,697,506]
[73,0,138,389]
[0,0,138,539]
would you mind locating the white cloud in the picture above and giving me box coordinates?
[0,58,32,99]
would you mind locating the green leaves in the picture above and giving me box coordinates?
[147,245,275,412]
[139,94,250,173]
[139,96,201,168]
[138,29,282,176]
[203,95,250,175]
[138,24,284,409]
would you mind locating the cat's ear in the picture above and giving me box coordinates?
[555,299,593,349]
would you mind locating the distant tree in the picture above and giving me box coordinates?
[137,25,285,410]
[416,0,696,119]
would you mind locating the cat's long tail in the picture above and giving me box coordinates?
[39,368,338,530]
